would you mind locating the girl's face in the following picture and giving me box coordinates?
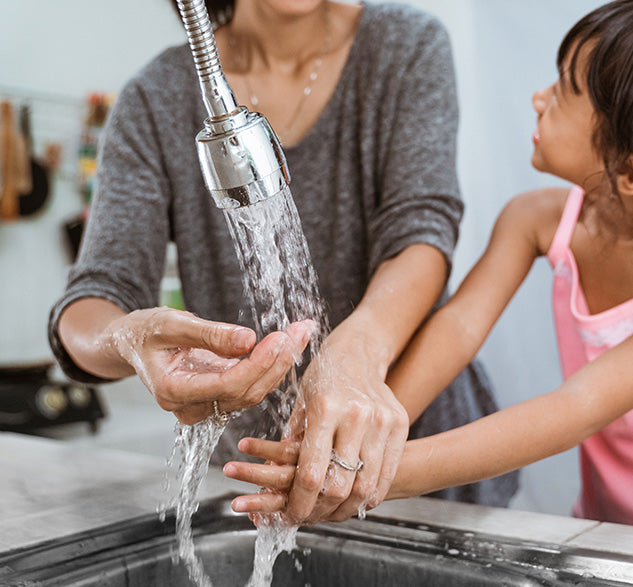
[531,48,604,187]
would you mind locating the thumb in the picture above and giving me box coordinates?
[197,321,256,356]
[164,311,256,356]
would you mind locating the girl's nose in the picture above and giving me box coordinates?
[532,85,550,114]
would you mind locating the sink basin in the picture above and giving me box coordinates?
[2,495,633,586]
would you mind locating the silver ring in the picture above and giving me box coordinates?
[330,449,363,472]
[211,400,230,426]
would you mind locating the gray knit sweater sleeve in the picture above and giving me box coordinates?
[48,72,175,383]
[363,5,462,273]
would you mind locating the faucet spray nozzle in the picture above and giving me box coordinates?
[176,0,290,208]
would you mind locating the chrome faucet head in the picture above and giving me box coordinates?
[177,0,290,208]
[197,108,291,209]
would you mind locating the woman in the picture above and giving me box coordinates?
[48,0,517,524]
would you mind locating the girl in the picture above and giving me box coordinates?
[223,0,633,525]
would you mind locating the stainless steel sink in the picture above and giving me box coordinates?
[2,494,633,586]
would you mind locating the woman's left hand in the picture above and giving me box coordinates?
[225,333,409,524]
[278,328,409,524]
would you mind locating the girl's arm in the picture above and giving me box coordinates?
[392,330,633,498]
[227,331,633,509]
[388,188,563,423]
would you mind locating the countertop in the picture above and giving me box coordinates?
[2,431,633,560]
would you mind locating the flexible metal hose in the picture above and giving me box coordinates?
[175,0,239,118]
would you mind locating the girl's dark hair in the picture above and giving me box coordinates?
[169,0,234,27]
[558,0,633,231]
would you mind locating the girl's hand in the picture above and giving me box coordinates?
[104,307,314,424]
[224,438,299,515]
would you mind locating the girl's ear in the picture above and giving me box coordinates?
[616,155,633,197]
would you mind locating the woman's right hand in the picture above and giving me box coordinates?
[107,308,314,424]
[60,300,313,424]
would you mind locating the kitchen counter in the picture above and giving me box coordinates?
[2,430,633,566]
[0,431,246,553]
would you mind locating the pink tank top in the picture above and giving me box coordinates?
[547,185,633,524]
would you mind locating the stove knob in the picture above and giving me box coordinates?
[35,386,68,419]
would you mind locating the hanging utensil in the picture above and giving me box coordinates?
[0,100,19,221]
[17,104,49,217]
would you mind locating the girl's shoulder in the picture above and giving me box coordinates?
[499,187,571,256]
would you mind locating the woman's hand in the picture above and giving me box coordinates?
[226,331,410,526]
[280,330,409,524]
[60,299,314,425]
[105,308,314,424]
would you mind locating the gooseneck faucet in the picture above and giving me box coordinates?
[176,0,290,208]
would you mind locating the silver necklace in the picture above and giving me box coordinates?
[228,12,332,142]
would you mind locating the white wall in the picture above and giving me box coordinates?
[0,0,605,515]
[0,0,185,364]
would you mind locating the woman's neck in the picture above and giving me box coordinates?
[229,1,331,74]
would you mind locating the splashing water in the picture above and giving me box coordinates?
[161,417,228,587]
[167,185,331,587]
[246,515,298,587]
[225,185,329,346]
[225,187,330,587]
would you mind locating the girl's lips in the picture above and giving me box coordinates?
[532,129,540,144]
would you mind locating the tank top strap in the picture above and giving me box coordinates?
[547,185,584,266]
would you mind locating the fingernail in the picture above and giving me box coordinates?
[271,337,287,357]
[232,328,253,348]
[232,498,246,513]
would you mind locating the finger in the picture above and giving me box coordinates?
[159,310,257,357]
[372,419,408,505]
[165,331,290,405]
[285,319,316,361]
[237,438,300,465]
[231,492,288,515]
[285,402,336,522]
[330,408,408,521]
[305,415,367,523]
[325,439,382,522]
[217,331,305,410]
[223,461,295,491]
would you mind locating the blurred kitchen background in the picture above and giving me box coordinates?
[0,0,605,516]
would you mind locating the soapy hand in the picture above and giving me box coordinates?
[104,307,314,424]
[284,337,408,523]
[228,330,409,524]
[224,431,404,518]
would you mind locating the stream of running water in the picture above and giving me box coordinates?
[165,185,330,587]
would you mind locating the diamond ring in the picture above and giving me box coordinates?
[330,449,364,472]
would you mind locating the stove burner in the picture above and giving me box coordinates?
[0,363,105,433]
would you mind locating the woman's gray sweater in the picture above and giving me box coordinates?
[49,3,518,506]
